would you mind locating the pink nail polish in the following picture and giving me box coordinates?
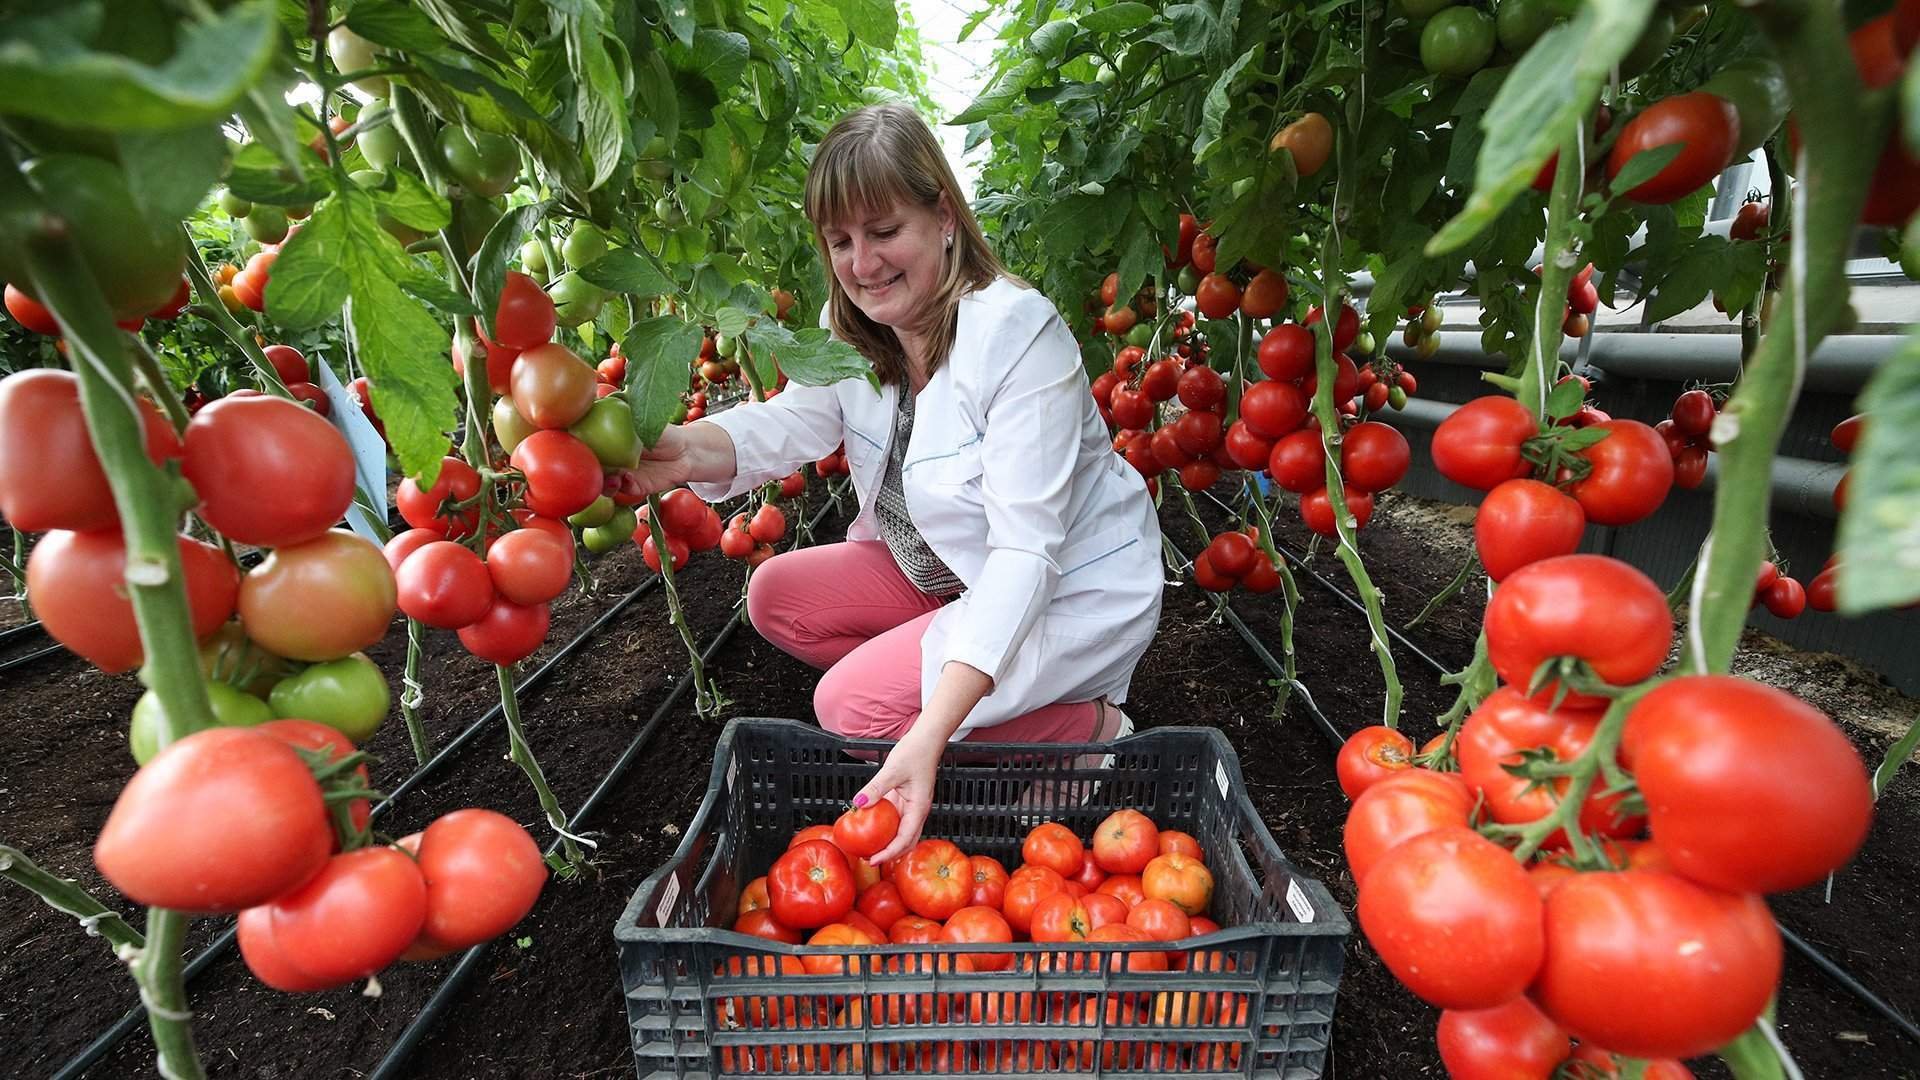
[853,794,869,808]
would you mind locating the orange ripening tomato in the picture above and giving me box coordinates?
[1157,830,1204,863]
[1142,853,1213,916]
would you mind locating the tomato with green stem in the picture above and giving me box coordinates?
[397,456,482,539]
[1357,827,1543,1009]
[1457,687,1642,845]
[437,126,520,199]
[1473,478,1586,582]
[1606,92,1739,204]
[512,430,604,519]
[1431,396,1538,490]
[1483,554,1670,705]
[1566,420,1673,526]
[0,369,182,532]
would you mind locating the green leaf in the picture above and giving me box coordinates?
[1079,2,1155,31]
[1427,0,1657,255]
[579,250,677,297]
[1605,143,1682,200]
[344,0,449,53]
[261,198,352,330]
[1145,3,1214,55]
[1836,329,1920,613]
[635,51,680,149]
[1557,426,1611,452]
[836,0,899,49]
[1192,47,1259,160]
[1086,125,1144,184]
[746,323,877,390]
[714,306,753,337]
[566,15,629,191]
[117,125,227,224]
[1874,715,1920,798]
[951,58,1044,126]
[398,270,481,318]
[655,0,696,46]
[372,168,452,232]
[622,316,703,448]
[220,140,331,207]
[669,29,750,91]
[0,1,279,132]
[1715,241,1770,317]
[1028,20,1077,59]
[1545,375,1585,420]
[472,200,551,339]
[1645,236,1726,322]
[1115,223,1159,313]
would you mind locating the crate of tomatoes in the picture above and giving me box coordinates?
[614,718,1347,1077]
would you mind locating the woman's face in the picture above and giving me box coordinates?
[820,196,954,332]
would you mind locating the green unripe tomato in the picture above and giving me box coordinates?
[569,494,616,528]
[563,223,609,269]
[218,189,253,217]
[672,401,689,424]
[1355,329,1377,355]
[519,239,549,278]
[653,196,686,227]
[1388,385,1409,409]
[1617,8,1673,78]
[327,26,388,96]
[493,396,537,454]
[2,155,187,319]
[1421,7,1496,78]
[129,681,275,764]
[1177,265,1202,294]
[548,271,608,328]
[581,522,625,554]
[1901,218,1920,281]
[1420,305,1444,335]
[636,136,676,182]
[269,653,391,743]
[356,105,404,171]
[199,621,292,699]
[437,126,519,199]
[568,396,642,468]
[607,504,637,537]
[715,333,739,359]
[1494,0,1573,53]
[1126,323,1155,348]
[243,204,290,244]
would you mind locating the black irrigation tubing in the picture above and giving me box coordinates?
[0,620,44,646]
[0,642,65,676]
[1191,484,1920,1049]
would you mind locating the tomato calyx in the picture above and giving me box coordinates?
[283,741,381,851]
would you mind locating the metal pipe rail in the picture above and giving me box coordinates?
[1383,329,1897,394]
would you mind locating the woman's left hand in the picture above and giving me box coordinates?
[854,728,947,865]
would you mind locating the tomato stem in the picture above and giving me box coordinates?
[643,493,727,717]
[495,664,585,868]
[0,843,147,954]
[1521,120,1587,422]
[399,618,432,765]
[1404,546,1479,630]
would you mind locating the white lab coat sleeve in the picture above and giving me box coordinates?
[686,381,845,502]
[937,305,1084,684]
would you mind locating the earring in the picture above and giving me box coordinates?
[944,233,953,249]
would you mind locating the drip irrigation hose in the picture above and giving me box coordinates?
[0,642,65,676]
[1191,483,1920,1049]
[0,620,45,646]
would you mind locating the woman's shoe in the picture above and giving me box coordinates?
[1017,698,1133,816]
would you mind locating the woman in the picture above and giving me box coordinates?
[634,104,1162,862]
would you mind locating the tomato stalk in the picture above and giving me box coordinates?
[1404,547,1479,630]
[1423,627,1496,769]
[1240,486,1304,719]
[1521,121,1588,421]
[1,843,147,954]
[643,493,727,717]
[1682,0,1880,676]
[398,618,431,765]
[737,339,768,402]
[1481,689,1642,865]
[1,537,26,607]
[4,155,209,1080]
[496,664,586,869]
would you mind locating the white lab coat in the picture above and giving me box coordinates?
[689,277,1163,733]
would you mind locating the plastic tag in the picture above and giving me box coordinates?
[312,357,388,544]
[1215,760,1230,798]
[656,872,682,927]
[1285,879,1314,923]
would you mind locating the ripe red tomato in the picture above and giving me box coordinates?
[1240,380,1308,438]
[511,343,597,430]
[894,839,970,921]
[1761,576,1805,618]
[1266,429,1327,493]
[1567,1045,1695,1079]
[1533,870,1780,1059]
[1606,91,1739,204]
[833,799,902,859]
[397,456,482,539]
[1303,301,1359,353]
[1030,891,1096,942]
[1336,725,1414,799]
[1432,396,1538,489]
[1222,419,1273,470]
[1339,422,1410,492]
[395,540,495,629]
[1140,358,1181,402]
[1483,554,1670,705]
[1671,444,1708,490]
[641,532,690,573]
[457,596,549,665]
[941,906,1014,971]
[1299,486,1374,537]
[1621,676,1871,894]
[748,503,787,544]
[1357,827,1544,1009]
[1158,830,1204,861]
[1240,269,1290,319]
[1194,273,1241,319]
[655,488,707,536]
[1435,997,1571,1080]
[4,283,60,334]
[454,325,521,396]
[28,529,236,673]
[1342,769,1474,883]
[1023,822,1085,878]
[855,880,908,935]
[239,530,395,662]
[1831,413,1865,454]
[1567,419,1673,526]
[485,528,572,605]
[1669,389,1715,436]
[733,909,802,944]
[1473,478,1586,582]
[1176,364,1225,411]
[493,270,556,350]
[0,369,182,532]
[384,528,442,572]
[1151,427,1193,469]
[1086,924,1170,972]
[1092,809,1160,874]
[1458,688,1641,845]
[94,728,332,913]
[1258,323,1316,381]
[261,344,310,385]
[263,846,427,986]
[1109,384,1154,430]
[1204,531,1258,578]
[963,855,1008,908]
[1001,865,1067,935]
[407,809,546,953]
[1141,852,1213,915]
[768,839,857,930]
[1096,873,1146,909]
[511,430,604,519]
[238,906,335,991]
[1126,897,1193,943]
[183,395,356,547]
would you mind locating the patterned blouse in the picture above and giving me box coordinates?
[877,389,964,597]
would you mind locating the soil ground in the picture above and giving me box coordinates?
[3,484,1917,1078]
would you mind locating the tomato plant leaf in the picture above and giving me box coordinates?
[370,168,452,232]
[835,0,899,50]
[412,0,514,63]
[1028,21,1077,59]
[655,0,697,47]
[117,125,228,225]
[1644,236,1726,322]
[1715,240,1770,317]
[1080,3,1156,32]
[635,51,681,148]
[622,315,703,448]
[1144,3,1215,55]
[472,200,552,339]
[224,141,332,207]
[1604,143,1682,202]
[397,270,480,318]
[747,323,877,391]
[1544,376,1585,420]
[668,28,751,91]
[344,0,451,54]
[1427,0,1656,255]
[578,250,677,297]
[0,1,278,132]
[1192,46,1260,160]
[713,306,753,338]
[952,58,1045,125]
[1115,219,1160,311]
[262,198,352,330]
[1836,329,1920,613]
[564,13,629,192]
[1873,714,1920,798]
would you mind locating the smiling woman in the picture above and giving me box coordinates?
[631,104,1163,860]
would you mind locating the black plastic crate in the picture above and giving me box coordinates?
[614,718,1348,1078]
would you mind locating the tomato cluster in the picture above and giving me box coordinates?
[1655,387,1719,490]
[720,807,1240,1071]
[1401,301,1444,359]
[1340,551,1873,1071]
[1093,343,1230,498]
[1192,527,1281,593]
[719,499,787,566]
[636,486,726,572]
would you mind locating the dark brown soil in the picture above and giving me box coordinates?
[3,483,1916,1078]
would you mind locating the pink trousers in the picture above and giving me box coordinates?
[746,541,1103,743]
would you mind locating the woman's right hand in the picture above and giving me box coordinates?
[626,422,695,496]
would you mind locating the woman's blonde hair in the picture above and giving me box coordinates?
[803,103,1019,388]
